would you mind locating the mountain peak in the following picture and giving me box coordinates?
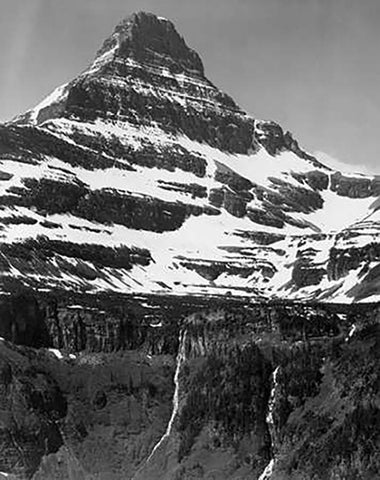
[95,11,205,77]
[4,9,380,308]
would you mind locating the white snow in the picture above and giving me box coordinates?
[174,133,318,188]
[41,117,322,195]
[0,107,378,302]
[0,192,374,301]
[48,348,64,359]
[27,83,68,124]
[258,459,275,480]
[150,322,163,328]
[358,293,380,303]
[73,164,217,207]
[346,324,357,341]
[300,190,375,232]
[105,74,229,110]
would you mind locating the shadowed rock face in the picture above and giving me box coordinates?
[331,171,380,198]
[0,294,49,347]
[0,342,66,478]
[62,12,252,154]
[0,294,377,479]
[97,12,205,77]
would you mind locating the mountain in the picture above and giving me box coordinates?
[0,11,378,480]
[1,11,378,303]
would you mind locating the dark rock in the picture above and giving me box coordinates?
[305,170,330,190]
[0,344,66,478]
[292,256,327,288]
[330,171,380,198]
[255,120,286,155]
[99,12,205,77]
[0,171,13,181]
[292,170,330,191]
[214,161,253,191]
[157,180,207,198]
[0,290,377,479]
[208,186,248,217]
[247,207,285,228]
[267,177,324,213]
[92,390,107,410]
[208,187,225,208]
[232,230,286,245]
[283,131,326,167]
[328,241,380,281]
[223,190,247,217]
[0,294,49,347]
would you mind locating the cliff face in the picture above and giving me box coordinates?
[0,342,66,479]
[133,305,379,480]
[0,293,378,479]
[0,334,176,480]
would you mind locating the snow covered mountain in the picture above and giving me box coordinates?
[2,11,380,303]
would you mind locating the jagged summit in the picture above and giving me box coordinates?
[96,11,205,77]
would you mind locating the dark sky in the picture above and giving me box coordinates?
[1,0,380,172]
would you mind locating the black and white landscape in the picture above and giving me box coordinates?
[0,10,378,480]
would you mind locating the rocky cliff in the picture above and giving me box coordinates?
[0,293,377,479]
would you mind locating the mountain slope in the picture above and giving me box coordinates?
[1,11,379,302]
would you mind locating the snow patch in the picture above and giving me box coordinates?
[48,348,64,360]
[346,324,357,341]
[150,322,163,328]
[258,459,275,480]
[301,191,375,232]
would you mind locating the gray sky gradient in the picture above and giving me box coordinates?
[1,0,380,172]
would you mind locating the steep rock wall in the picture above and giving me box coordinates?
[0,297,377,479]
